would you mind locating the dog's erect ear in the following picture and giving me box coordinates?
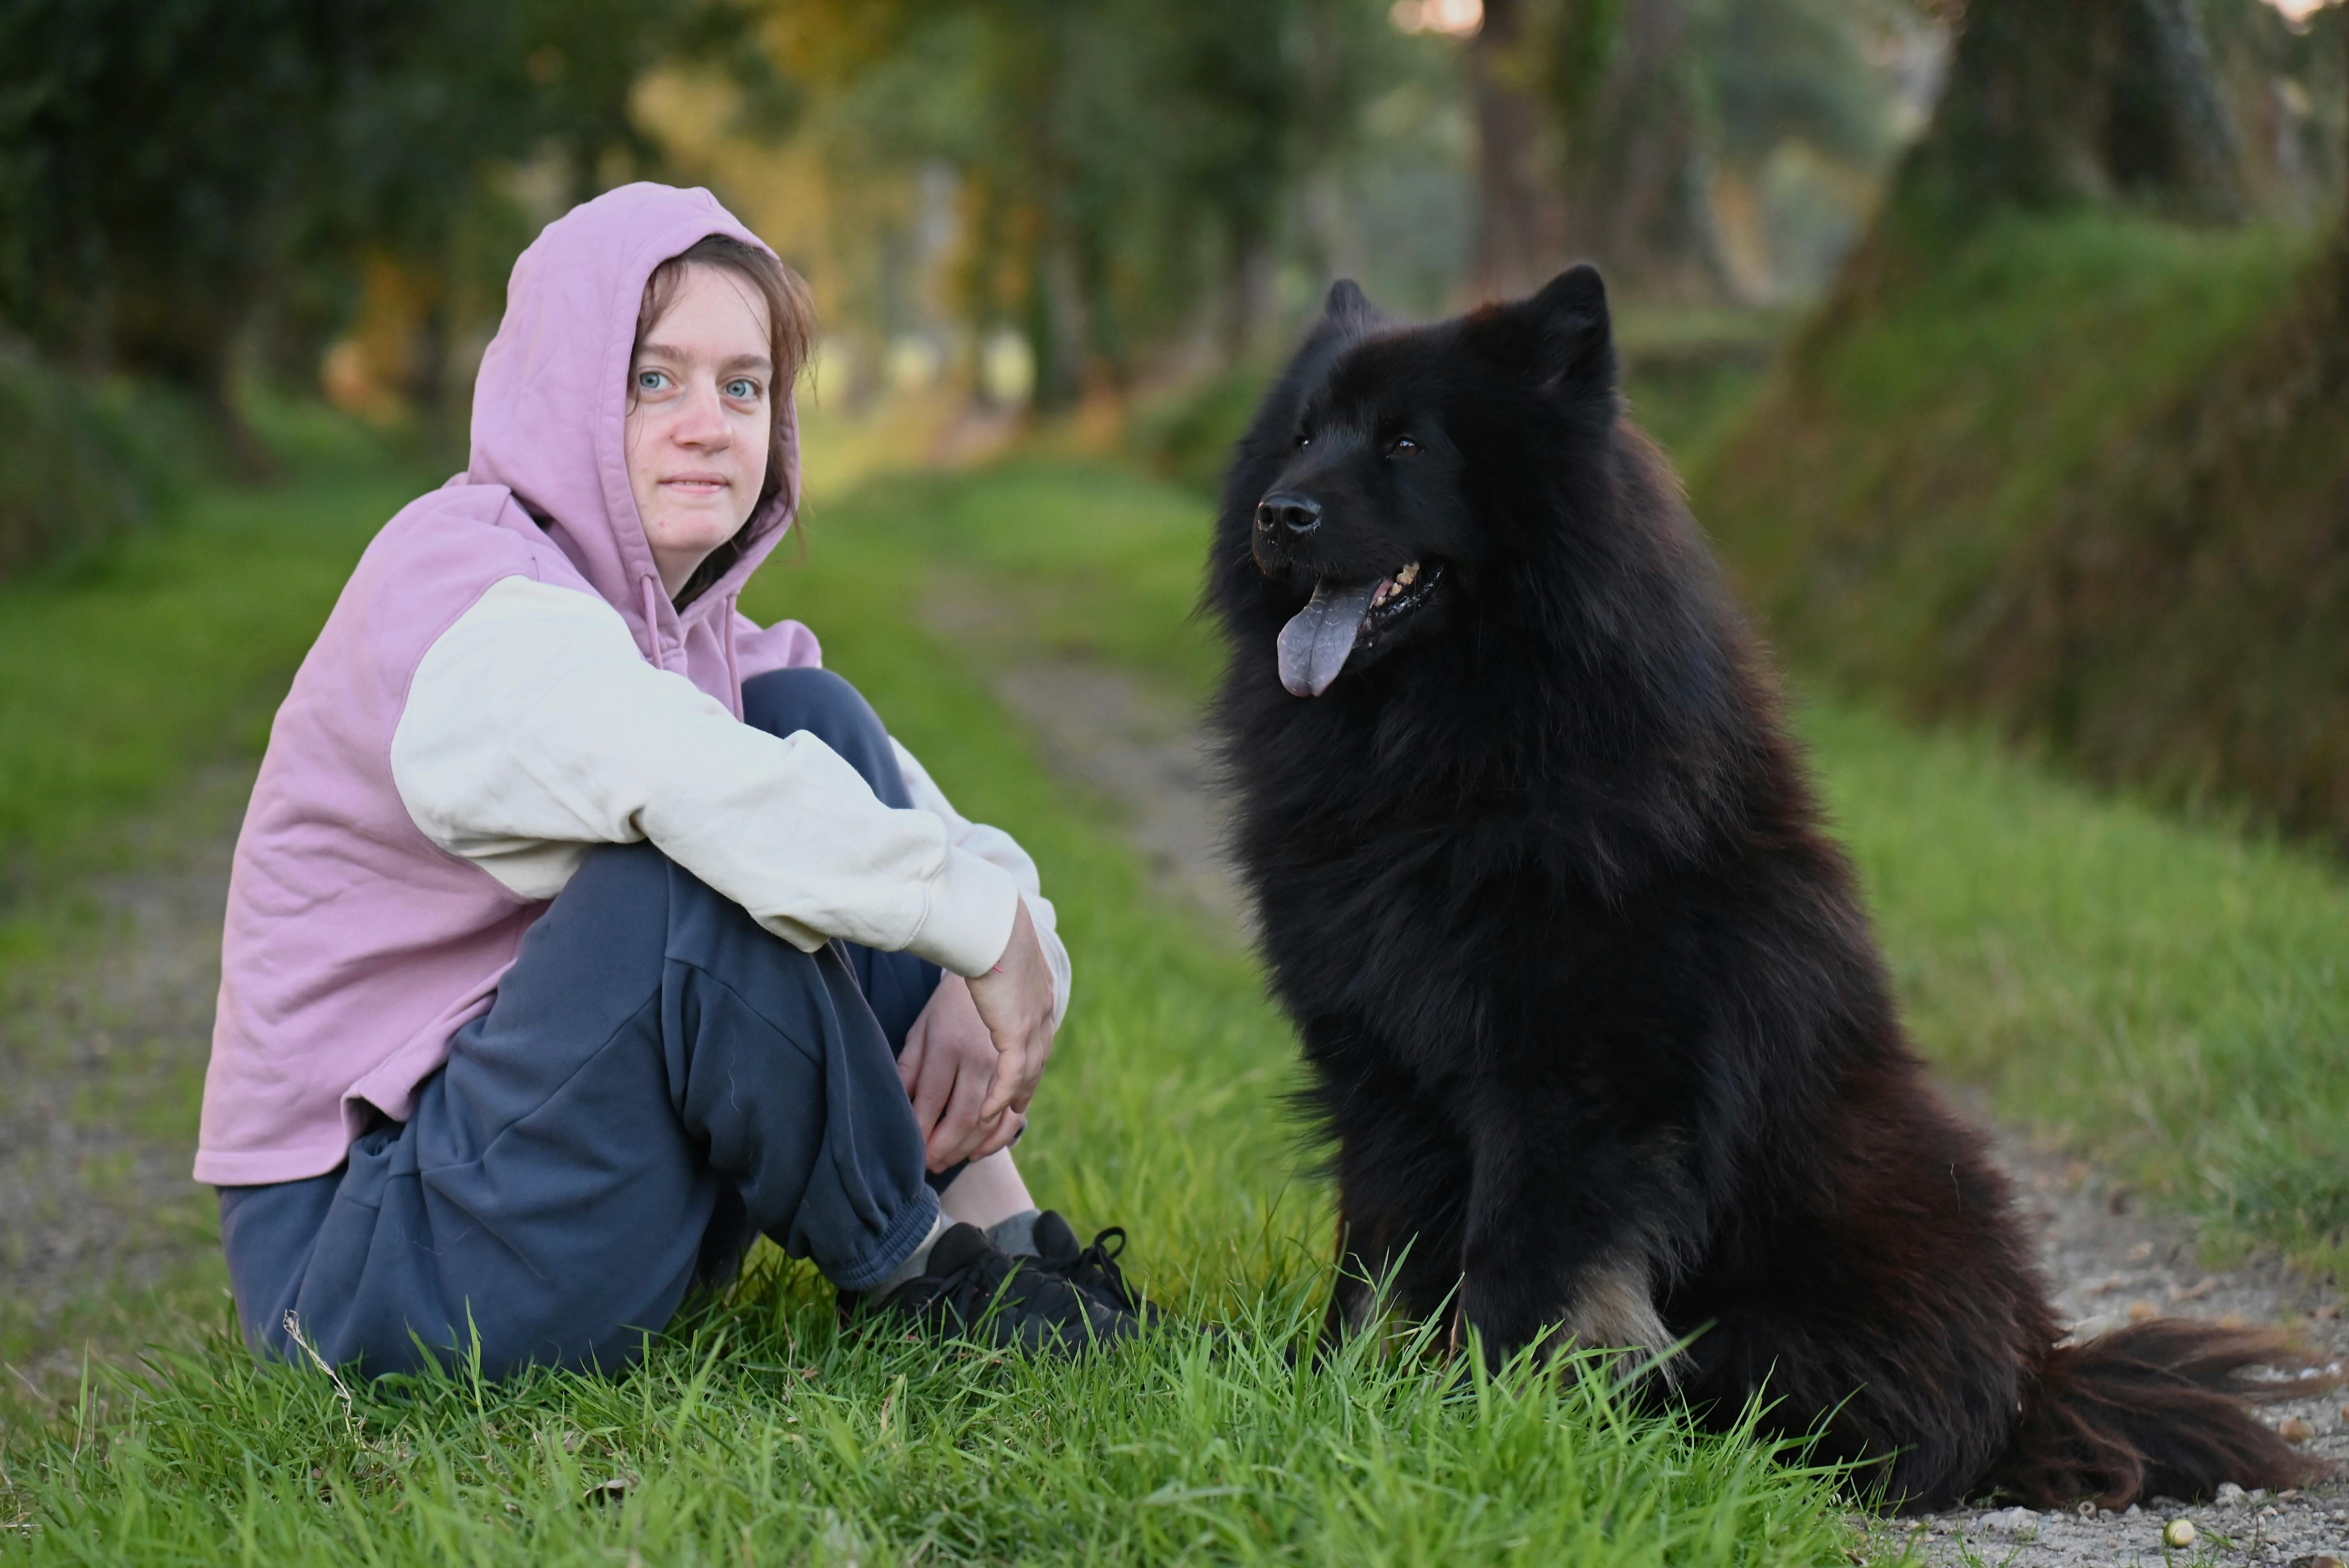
[1528,264,1607,330]
[1325,278,1376,324]
[1522,264,1614,390]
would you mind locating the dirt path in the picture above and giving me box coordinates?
[1907,1143,2349,1567]
[944,598,2348,1566]
[1,763,252,1418]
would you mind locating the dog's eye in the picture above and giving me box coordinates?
[1295,430,1312,449]
[1387,435,1420,456]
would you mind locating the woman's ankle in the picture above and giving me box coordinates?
[938,1148,1035,1230]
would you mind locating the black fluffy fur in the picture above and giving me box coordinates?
[1204,270,2335,1511]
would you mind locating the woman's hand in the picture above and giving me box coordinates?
[898,973,1025,1172]
[963,899,1057,1123]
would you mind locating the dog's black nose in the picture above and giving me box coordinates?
[1256,492,1322,536]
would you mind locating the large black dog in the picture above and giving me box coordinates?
[1205,268,2328,1510]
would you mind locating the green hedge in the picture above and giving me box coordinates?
[0,338,202,581]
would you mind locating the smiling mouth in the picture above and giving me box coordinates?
[1276,558,1444,697]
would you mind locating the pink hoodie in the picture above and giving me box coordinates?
[199,185,1052,1186]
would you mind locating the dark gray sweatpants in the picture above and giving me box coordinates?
[217,668,954,1378]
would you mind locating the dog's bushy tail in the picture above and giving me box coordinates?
[1991,1319,2339,1508]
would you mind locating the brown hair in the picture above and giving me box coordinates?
[631,233,816,604]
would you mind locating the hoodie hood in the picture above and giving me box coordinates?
[467,182,802,674]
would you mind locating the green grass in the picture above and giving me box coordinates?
[1807,700,2349,1280]
[7,417,2346,1562]
[4,1295,1853,1565]
[0,349,213,583]
[0,436,1866,1564]
[0,403,426,931]
[0,407,438,1429]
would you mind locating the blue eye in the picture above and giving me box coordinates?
[725,378,760,401]
[634,369,668,392]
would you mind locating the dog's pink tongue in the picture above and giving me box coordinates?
[1277,579,1381,697]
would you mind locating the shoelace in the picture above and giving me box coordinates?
[1069,1227,1137,1309]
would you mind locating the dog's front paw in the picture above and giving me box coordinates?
[1557,1256,1677,1381]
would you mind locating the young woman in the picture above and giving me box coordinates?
[198,183,1148,1377]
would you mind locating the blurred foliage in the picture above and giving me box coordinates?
[0,400,419,898]
[0,0,1948,449]
[1692,0,1910,167]
[1878,0,2250,241]
[1837,0,2344,294]
[0,0,783,444]
[1474,0,1931,301]
[1695,2,2349,854]
[1697,210,2349,849]
[763,0,1421,407]
[0,337,210,581]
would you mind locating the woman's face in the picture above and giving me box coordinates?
[624,263,774,597]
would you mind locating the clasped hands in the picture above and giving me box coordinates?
[896,898,1056,1172]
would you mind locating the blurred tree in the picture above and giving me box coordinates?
[1499,0,1913,303]
[1705,4,2349,850]
[1552,0,1732,300]
[1901,9,2349,849]
[0,0,376,465]
[2199,0,2348,219]
[769,0,1391,408]
[1472,0,1568,298]
[1690,0,1922,295]
[0,0,782,456]
[1875,0,2250,251]
[1162,0,1309,357]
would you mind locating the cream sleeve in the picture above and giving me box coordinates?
[889,738,1073,1029]
[389,576,1020,977]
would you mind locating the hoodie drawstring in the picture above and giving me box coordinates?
[638,576,668,670]
[722,592,743,718]
[640,573,746,715]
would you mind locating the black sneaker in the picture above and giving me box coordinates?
[1033,1212,1166,1328]
[843,1223,1134,1353]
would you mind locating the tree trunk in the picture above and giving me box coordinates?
[2137,0,2248,215]
[110,269,273,478]
[1874,0,2246,248]
[1027,233,1089,412]
[1472,0,1567,300]
[1219,235,1276,365]
[1552,0,1735,303]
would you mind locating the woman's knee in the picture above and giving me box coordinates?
[740,668,905,804]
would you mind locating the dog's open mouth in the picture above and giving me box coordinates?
[1276,559,1444,697]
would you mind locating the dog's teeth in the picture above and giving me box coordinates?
[1372,581,1392,608]
[1396,561,1419,586]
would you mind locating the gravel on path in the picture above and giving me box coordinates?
[1,763,251,1415]
[1887,1140,2345,1567]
